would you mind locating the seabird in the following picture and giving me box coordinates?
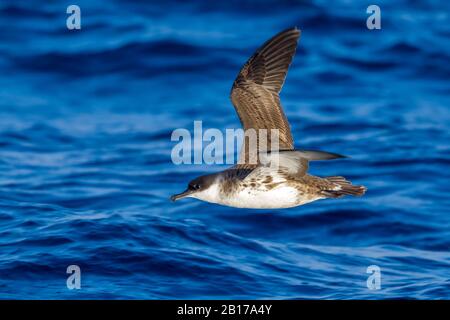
[171,27,366,209]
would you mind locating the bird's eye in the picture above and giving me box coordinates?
[190,183,200,190]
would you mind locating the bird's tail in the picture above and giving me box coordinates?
[322,176,367,198]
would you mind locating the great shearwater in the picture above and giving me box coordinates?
[171,27,366,209]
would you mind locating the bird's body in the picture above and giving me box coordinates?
[190,169,322,209]
[171,28,366,208]
[187,165,363,209]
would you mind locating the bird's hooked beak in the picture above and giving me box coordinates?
[170,189,194,202]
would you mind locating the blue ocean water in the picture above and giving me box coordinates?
[0,0,449,299]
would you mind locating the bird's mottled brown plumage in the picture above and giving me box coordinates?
[225,28,364,197]
[231,28,300,166]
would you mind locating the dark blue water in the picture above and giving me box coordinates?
[0,0,449,299]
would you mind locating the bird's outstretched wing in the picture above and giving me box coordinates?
[230,27,300,166]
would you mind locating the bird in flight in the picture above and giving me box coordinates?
[171,27,366,208]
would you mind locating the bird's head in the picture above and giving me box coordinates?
[170,173,218,202]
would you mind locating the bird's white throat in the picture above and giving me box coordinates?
[189,180,222,204]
